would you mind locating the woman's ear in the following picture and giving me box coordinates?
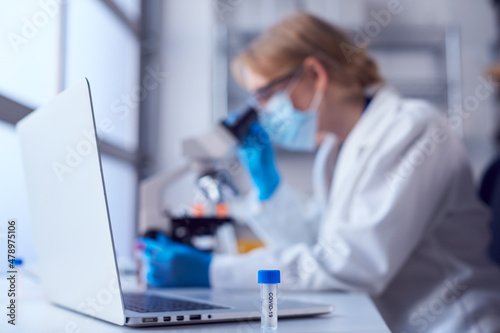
[303,56,328,92]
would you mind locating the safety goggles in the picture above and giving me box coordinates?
[249,66,304,107]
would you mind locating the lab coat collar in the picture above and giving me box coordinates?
[313,133,341,209]
[328,85,402,205]
[342,84,401,155]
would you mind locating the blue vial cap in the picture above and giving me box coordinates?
[258,270,280,284]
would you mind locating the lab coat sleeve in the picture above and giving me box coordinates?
[211,106,456,295]
[231,181,319,249]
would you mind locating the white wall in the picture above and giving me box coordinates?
[156,0,216,211]
[0,0,62,266]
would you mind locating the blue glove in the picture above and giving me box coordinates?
[238,123,280,201]
[139,234,212,288]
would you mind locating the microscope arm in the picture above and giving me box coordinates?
[138,107,257,237]
[138,164,190,236]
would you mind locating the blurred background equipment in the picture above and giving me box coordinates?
[1,0,499,268]
[138,105,258,253]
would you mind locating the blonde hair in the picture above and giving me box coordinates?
[231,11,382,90]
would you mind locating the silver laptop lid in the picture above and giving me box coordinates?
[16,78,125,325]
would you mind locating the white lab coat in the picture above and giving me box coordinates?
[211,86,500,332]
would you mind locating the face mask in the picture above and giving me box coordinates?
[259,89,324,152]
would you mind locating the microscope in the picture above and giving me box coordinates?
[138,106,258,253]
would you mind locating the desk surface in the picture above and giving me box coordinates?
[1,275,390,333]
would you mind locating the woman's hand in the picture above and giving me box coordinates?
[237,123,281,201]
[138,234,212,288]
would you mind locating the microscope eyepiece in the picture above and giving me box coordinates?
[221,106,258,143]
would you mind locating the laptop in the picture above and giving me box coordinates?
[15,78,334,327]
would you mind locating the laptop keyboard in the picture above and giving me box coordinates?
[123,293,228,313]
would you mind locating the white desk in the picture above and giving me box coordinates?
[1,275,390,333]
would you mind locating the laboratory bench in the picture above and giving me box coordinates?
[1,273,390,332]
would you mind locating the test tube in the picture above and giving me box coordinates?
[258,270,280,333]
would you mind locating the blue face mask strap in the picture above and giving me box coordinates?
[283,65,305,98]
[285,65,324,113]
[309,88,325,113]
